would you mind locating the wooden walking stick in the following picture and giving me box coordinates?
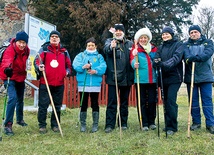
[113,46,122,140]
[187,62,195,138]
[37,54,63,137]
[134,41,143,130]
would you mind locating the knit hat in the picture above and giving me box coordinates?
[162,26,174,36]
[134,28,152,42]
[49,30,61,39]
[15,31,29,44]
[188,25,201,34]
[86,37,96,45]
[114,24,125,32]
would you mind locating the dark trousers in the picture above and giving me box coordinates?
[105,85,131,129]
[163,83,181,132]
[79,92,99,112]
[38,84,64,128]
[136,83,156,127]
[4,80,25,125]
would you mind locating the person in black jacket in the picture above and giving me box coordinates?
[184,25,214,134]
[103,23,134,133]
[153,26,184,135]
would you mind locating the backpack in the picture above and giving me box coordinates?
[0,40,11,64]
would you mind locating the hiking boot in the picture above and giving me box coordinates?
[206,126,214,134]
[105,127,113,133]
[190,124,201,131]
[17,120,28,126]
[142,126,149,131]
[39,128,47,134]
[52,127,59,132]
[4,122,14,136]
[149,124,156,130]
[167,130,174,135]
[121,126,127,131]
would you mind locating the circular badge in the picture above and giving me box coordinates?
[50,60,59,68]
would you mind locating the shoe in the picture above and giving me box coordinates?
[39,128,47,134]
[190,124,201,131]
[52,127,59,132]
[105,127,113,133]
[121,126,127,130]
[142,126,149,131]
[166,130,174,135]
[149,124,156,130]
[4,122,14,136]
[17,120,28,126]
[206,126,214,134]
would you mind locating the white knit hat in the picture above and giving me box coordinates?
[134,28,152,43]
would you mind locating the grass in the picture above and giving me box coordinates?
[0,87,214,155]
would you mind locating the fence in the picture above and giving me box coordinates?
[62,76,137,108]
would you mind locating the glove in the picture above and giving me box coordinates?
[187,55,200,63]
[4,67,13,78]
[153,59,162,68]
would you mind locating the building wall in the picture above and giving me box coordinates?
[0,0,31,45]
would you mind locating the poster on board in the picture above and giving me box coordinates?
[24,13,56,80]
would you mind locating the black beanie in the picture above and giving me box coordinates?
[114,24,125,32]
[49,30,61,39]
[189,25,201,34]
[162,26,174,36]
[15,31,29,44]
[85,37,96,45]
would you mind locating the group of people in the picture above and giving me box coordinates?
[0,23,214,136]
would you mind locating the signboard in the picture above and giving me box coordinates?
[24,13,56,80]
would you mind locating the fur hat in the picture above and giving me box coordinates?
[114,24,125,32]
[49,30,61,39]
[85,37,96,45]
[189,25,201,34]
[134,28,152,42]
[15,31,29,44]
[162,26,174,36]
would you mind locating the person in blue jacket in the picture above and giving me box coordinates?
[73,37,107,133]
[184,25,214,134]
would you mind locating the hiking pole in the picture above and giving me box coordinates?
[37,54,63,137]
[155,68,160,137]
[76,62,89,127]
[159,66,167,138]
[0,77,10,141]
[134,41,143,130]
[113,47,122,140]
[187,62,195,138]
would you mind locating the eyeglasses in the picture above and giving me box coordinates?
[51,35,59,38]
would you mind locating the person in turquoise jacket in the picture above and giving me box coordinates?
[73,37,107,133]
[130,27,157,131]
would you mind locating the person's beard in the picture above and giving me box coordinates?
[113,32,124,41]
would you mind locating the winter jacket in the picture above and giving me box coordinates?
[130,43,157,84]
[184,35,214,83]
[34,42,72,86]
[0,38,30,82]
[72,50,107,87]
[154,38,184,84]
[103,38,134,86]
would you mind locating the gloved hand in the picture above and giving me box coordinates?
[187,55,200,63]
[153,59,162,68]
[4,67,13,78]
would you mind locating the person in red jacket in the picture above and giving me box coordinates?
[34,30,72,134]
[0,31,30,136]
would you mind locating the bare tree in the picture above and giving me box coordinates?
[197,6,214,40]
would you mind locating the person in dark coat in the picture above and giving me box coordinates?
[184,25,214,134]
[0,31,30,136]
[103,23,134,133]
[153,26,184,135]
[34,30,72,134]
